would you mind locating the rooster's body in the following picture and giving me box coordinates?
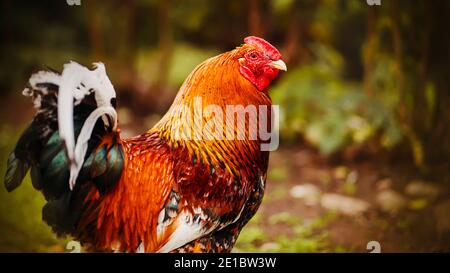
[4,36,286,252]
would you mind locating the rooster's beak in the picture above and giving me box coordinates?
[269,59,287,71]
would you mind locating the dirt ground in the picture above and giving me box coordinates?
[244,145,450,253]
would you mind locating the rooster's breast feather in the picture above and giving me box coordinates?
[77,131,263,253]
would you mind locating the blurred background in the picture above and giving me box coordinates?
[1,0,450,252]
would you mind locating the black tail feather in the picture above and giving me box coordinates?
[4,152,30,192]
[3,63,124,237]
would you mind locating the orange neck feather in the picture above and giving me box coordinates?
[151,46,272,172]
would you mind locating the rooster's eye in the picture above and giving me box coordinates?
[249,52,259,60]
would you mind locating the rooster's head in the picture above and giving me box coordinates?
[238,36,287,91]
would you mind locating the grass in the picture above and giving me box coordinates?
[236,209,344,253]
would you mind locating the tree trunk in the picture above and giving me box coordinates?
[155,0,173,94]
[248,0,264,37]
[362,8,377,97]
[283,1,312,65]
[86,1,103,60]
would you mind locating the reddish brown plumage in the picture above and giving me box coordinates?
[77,132,175,251]
[72,38,284,252]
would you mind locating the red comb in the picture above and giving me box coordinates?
[244,36,282,60]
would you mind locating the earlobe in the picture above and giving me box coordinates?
[239,65,256,87]
[239,65,274,91]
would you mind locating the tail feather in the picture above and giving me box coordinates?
[4,118,45,192]
[30,164,43,191]
[3,61,125,237]
[40,139,70,200]
[79,133,125,195]
[42,191,74,236]
[4,152,30,192]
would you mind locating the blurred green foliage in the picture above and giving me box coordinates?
[272,44,402,154]
[136,44,218,89]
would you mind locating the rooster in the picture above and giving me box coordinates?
[4,36,286,253]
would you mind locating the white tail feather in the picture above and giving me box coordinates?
[23,71,61,109]
[56,61,117,190]
[69,106,117,190]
